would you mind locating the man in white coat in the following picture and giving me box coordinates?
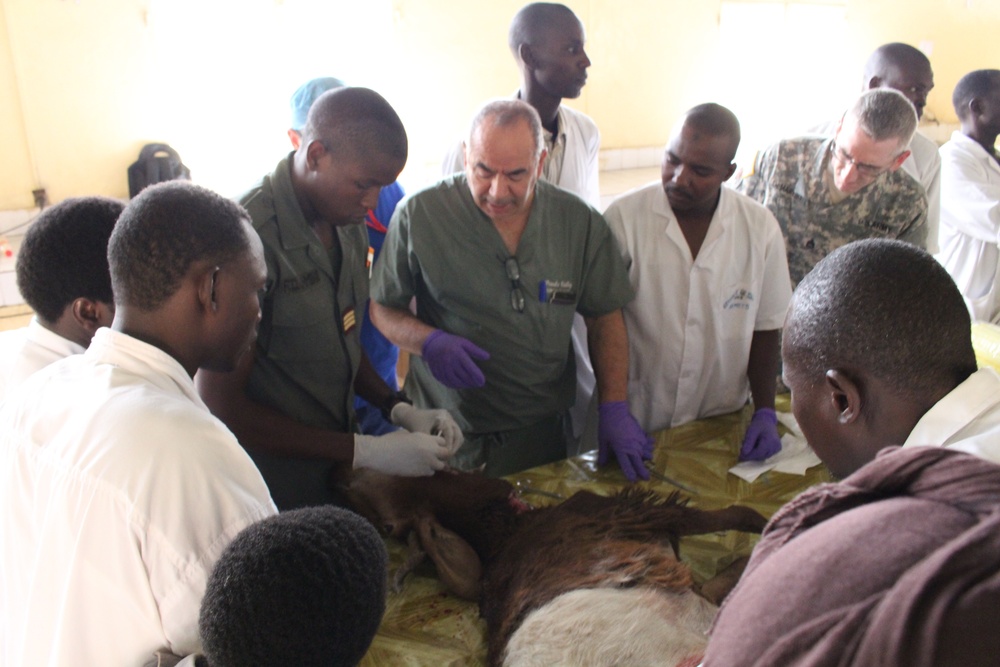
[442,3,601,449]
[937,69,1000,323]
[602,103,792,461]
[0,196,122,401]
[0,181,277,667]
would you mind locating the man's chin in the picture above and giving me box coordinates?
[666,191,693,210]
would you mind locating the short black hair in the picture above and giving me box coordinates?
[199,506,388,667]
[16,196,123,324]
[952,69,1000,119]
[302,87,407,163]
[108,181,250,311]
[785,239,977,400]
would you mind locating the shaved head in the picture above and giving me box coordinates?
[302,87,407,162]
[863,43,934,119]
[953,69,1000,120]
[682,103,741,163]
[508,3,580,57]
[785,239,976,401]
[864,43,931,82]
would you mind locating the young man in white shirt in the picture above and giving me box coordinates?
[0,181,277,667]
[0,196,122,401]
[937,68,1000,323]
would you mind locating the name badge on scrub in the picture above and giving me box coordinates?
[539,279,576,305]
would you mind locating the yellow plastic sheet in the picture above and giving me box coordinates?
[359,397,831,666]
[972,322,1000,373]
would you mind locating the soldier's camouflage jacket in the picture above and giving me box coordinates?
[738,136,927,286]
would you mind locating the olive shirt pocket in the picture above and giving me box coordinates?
[262,275,340,362]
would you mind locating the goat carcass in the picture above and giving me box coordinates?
[343,469,766,667]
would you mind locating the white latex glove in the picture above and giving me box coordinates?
[390,402,464,455]
[353,430,449,476]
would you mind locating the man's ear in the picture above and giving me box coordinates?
[969,97,987,122]
[71,298,110,335]
[825,369,862,425]
[305,139,327,171]
[535,148,548,177]
[890,149,911,172]
[518,42,537,69]
[724,162,738,182]
[197,266,220,314]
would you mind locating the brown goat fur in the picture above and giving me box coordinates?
[342,470,767,666]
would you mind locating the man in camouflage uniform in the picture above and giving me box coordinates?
[740,88,927,286]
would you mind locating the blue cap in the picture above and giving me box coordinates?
[289,77,346,131]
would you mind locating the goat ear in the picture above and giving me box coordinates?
[416,514,483,601]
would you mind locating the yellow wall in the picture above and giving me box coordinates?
[2,0,1000,208]
[1,0,155,207]
[0,0,37,209]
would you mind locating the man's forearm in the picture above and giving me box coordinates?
[747,329,780,411]
[353,351,403,413]
[585,309,629,404]
[369,300,435,355]
[196,352,356,462]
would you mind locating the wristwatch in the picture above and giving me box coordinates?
[379,390,412,421]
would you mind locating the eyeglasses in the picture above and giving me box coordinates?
[505,256,526,313]
[830,142,893,179]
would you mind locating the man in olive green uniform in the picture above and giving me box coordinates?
[198,88,462,510]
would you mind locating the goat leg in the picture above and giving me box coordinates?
[392,530,427,593]
[695,555,751,605]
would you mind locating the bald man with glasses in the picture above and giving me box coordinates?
[370,99,644,480]
[739,88,927,286]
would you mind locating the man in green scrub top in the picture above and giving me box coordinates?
[370,99,650,481]
[197,88,463,510]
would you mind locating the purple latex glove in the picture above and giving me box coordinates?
[598,401,653,482]
[739,407,782,461]
[421,330,490,389]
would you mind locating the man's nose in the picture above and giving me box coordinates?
[671,164,690,185]
[579,49,591,69]
[489,175,507,197]
[840,160,860,183]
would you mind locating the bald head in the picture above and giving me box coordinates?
[469,99,544,159]
[681,103,741,163]
[301,87,407,163]
[508,3,579,56]
[863,43,934,119]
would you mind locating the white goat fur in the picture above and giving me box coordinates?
[502,586,717,667]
